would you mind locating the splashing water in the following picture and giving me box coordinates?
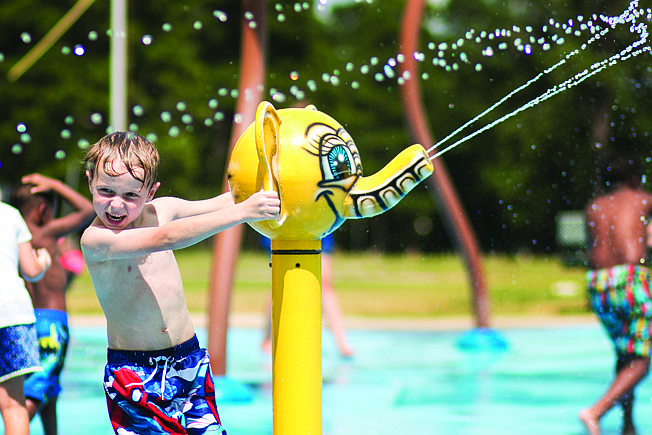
[426,0,651,161]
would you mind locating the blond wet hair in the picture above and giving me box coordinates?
[83,131,159,189]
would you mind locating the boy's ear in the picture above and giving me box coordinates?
[147,182,161,202]
[85,170,93,191]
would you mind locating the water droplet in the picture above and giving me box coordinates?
[482,46,494,57]
[176,101,187,111]
[60,129,72,139]
[160,111,172,123]
[181,114,193,124]
[142,35,153,45]
[162,23,173,32]
[128,123,139,131]
[16,123,27,133]
[290,71,299,80]
[55,150,66,160]
[133,105,144,116]
[12,144,23,154]
[146,133,158,143]
[168,126,180,137]
[61,46,71,55]
[88,31,98,41]
[90,113,103,124]
[213,11,228,22]
[77,139,90,149]
[204,118,213,127]
[74,45,85,56]
[193,21,203,30]
[64,116,74,125]
[0,53,4,62]
[233,113,243,124]
[20,32,32,44]
[208,99,218,109]
[277,14,286,22]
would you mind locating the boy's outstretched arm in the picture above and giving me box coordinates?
[82,190,280,261]
[153,191,235,222]
[22,173,95,237]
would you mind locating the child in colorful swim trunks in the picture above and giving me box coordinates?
[0,200,51,435]
[580,154,652,435]
[10,173,95,435]
[80,131,280,434]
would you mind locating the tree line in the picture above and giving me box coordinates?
[1,0,650,253]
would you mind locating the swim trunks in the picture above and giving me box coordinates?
[24,309,70,405]
[0,323,41,383]
[104,335,226,435]
[586,264,652,357]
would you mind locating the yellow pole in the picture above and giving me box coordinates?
[271,239,322,435]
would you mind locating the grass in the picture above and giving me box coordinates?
[66,248,589,320]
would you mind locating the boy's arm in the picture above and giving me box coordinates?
[82,190,279,261]
[154,191,235,222]
[18,243,52,282]
[22,173,95,237]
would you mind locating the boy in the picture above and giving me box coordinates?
[580,154,652,435]
[80,131,279,434]
[10,173,94,435]
[0,199,51,435]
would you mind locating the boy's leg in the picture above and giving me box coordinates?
[40,398,58,435]
[0,376,30,435]
[617,355,636,435]
[580,356,650,435]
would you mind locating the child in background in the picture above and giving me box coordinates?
[581,154,652,435]
[10,173,94,435]
[0,200,51,435]
[80,131,279,434]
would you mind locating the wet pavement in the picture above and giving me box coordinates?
[24,323,652,435]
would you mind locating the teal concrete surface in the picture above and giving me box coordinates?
[21,324,652,434]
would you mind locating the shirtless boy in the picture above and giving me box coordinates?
[580,154,652,435]
[80,131,279,434]
[10,174,94,435]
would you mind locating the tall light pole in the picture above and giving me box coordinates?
[110,0,127,131]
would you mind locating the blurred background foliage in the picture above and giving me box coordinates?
[1,0,651,254]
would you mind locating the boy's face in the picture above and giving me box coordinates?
[87,160,159,231]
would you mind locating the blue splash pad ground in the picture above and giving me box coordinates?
[25,323,652,435]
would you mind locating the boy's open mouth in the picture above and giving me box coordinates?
[106,213,126,225]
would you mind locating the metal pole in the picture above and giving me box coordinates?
[207,0,267,378]
[398,0,490,328]
[271,240,322,435]
[110,0,127,131]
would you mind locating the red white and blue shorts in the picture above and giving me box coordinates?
[586,264,652,358]
[104,335,226,434]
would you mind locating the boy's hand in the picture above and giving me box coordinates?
[22,173,59,194]
[242,190,280,222]
[34,248,52,271]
